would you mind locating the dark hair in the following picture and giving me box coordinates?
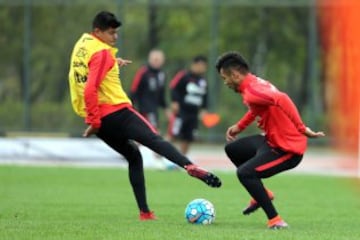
[192,55,208,64]
[215,51,249,74]
[92,11,122,31]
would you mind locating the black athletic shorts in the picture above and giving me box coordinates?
[170,114,198,142]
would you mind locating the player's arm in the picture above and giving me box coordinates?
[116,57,132,67]
[158,73,172,118]
[158,72,167,109]
[169,71,186,115]
[226,110,256,141]
[304,127,325,138]
[170,88,180,115]
[83,49,114,137]
[200,84,209,118]
[170,94,180,115]
[130,66,147,104]
[277,93,325,137]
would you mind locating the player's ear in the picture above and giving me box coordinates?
[93,28,103,35]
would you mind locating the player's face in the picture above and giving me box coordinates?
[220,68,239,92]
[148,51,165,69]
[192,62,208,75]
[94,27,118,46]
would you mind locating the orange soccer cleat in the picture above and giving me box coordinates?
[268,215,289,229]
[139,211,157,221]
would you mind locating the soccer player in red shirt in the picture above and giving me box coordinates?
[215,52,325,229]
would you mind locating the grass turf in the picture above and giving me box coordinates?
[1,165,360,240]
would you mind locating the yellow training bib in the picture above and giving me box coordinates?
[68,33,131,117]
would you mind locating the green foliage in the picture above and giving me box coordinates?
[0,3,324,133]
[0,101,83,133]
[1,166,360,240]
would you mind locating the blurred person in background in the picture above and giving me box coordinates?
[168,56,209,155]
[216,51,325,229]
[130,50,169,167]
[68,11,221,221]
[130,49,169,130]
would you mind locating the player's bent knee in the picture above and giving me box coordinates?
[224,143,235,158]
[236,166,255,182]
[124,141,143,164]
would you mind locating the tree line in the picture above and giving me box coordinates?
[0,2,324,136]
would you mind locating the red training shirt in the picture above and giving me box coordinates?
[236,73,307,155]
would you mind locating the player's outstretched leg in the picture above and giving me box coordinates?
[145,137,221,188]
[236,166,287,229]
[235,143,302,229]
[97,135,157,221]
[126,108,222,188]
[121,141,157,220]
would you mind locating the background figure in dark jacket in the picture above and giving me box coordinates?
[131,49,168,130]
[168,56,208,155]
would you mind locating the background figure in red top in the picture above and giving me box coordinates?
[169,56,208,155]
[130,49,169,129]
[215,52,325,229]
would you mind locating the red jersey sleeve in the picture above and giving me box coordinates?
[84,49,115,128]
[170,70,186,89]
[236,110,256,131]
[131,66,147,93]
[170,70,186,102]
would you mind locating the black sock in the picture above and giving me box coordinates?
[124,142,150,213]
[128,164,149,212]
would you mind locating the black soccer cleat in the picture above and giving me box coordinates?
[185,164,222,188]
[243,190,274,215]
[243,200,261,215]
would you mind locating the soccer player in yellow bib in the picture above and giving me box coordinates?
[68,11,221,220]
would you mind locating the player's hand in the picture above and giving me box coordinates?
[226,124,241,142]
[165,108,173,120]
[83,125,99,137]
[116,58,132,68]
[171,102,179,114]
[304,127,325,138]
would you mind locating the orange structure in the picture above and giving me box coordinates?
[319,0,360,157]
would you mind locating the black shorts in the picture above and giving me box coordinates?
[170,115,198,142]
[225,135,303,178]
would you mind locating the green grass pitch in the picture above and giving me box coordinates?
[1,165,360,240]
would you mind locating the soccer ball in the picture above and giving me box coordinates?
[185,198,215,224]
